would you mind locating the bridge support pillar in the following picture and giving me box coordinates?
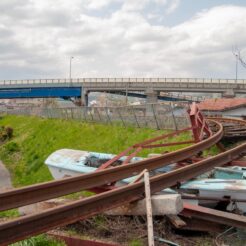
[222,89,235,98]
[145,89,158,115]
[81,89,89,106]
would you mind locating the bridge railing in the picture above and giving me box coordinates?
[0,78,246,85]
[163,92,208,102]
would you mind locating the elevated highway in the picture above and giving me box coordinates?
[0,78,245,104]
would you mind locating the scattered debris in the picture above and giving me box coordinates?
[0,104,246,245]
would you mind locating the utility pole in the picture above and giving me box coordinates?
[232,46,240,82]
[232,46,246,81]
[69,56,74,83]
[235,53,238,82]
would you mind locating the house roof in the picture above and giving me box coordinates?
[198,98,246,111]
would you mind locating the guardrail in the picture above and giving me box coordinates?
[0,78,246,85]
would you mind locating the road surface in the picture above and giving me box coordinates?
[0,161,12,191]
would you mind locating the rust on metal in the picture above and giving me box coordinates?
[0,115,245,245]
[208,117,246,139]
[98,105,214,170]
[97,127,195,170]
[188,102,212,142]
[181,202,246,229]
[178,217,225,232]
[0,120,223,212]
[48,233,119,246]
[0,141,245,245]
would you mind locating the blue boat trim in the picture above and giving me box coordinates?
[181,179,246,192]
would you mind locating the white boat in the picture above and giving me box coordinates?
[45,149,174,185]
[45,149,145,185]
[180,179,246,212]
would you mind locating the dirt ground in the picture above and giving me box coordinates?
[63,215,219,246]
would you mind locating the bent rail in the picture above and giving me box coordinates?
[0,141,246,245]
[0,120,223,212]
[207,117,246,124]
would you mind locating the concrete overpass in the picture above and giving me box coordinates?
[0,78,245,105]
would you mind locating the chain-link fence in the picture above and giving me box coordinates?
[0,103,190,130]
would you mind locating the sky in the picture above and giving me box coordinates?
[1,0,246,80]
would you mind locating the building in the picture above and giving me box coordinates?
[198,98,246,119]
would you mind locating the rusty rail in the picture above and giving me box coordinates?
[181,203,246,229]
[208,117,246,124]
[0,141,246,245]
[0,120,223,212]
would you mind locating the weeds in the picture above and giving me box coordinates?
[10,234,65,246]
[0,115,189,187]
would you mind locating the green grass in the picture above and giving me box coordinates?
[0,115,191,187]
[10,234,65,246]
[129,239,144,246]
[0,209,19,218]
[0,115,217,245]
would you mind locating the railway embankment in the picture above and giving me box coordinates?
[0,115,190,188]
[0,114,193,245]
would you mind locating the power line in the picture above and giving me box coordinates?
[232,46,246,80]
[238,55,246,69]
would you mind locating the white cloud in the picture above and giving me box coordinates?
[122,0,180,14]
[154,0,180,14]
[166,0,180,14]
[85,0,120,10]
[0,2,246,79]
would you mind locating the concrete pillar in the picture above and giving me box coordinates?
[81,88,89,106]
[105,194,183,216]
[222,89,235,98]
[19,194,183,216]
[145,88,158,115]
[146,88,158,104]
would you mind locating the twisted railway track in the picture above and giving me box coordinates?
[0,117,245,245]
[0,120,223,212]
[208,117,246,139]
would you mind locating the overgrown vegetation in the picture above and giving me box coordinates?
[0,209,19,218]
[10,234,65,246]
[0,116,221,246]
[0,115,191,187]
[0,125,13,142]
[65,215,217,246]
